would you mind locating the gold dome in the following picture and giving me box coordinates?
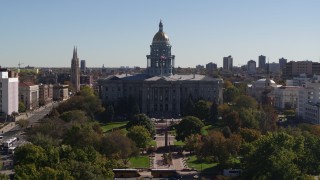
[153,31,169,42]
[152,20,170,43]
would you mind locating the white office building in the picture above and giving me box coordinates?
[273,86,300,109]
[0,69,19,116]
[298,75,320,124]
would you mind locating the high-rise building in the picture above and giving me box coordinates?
[146,20,175,76]
[223,55,233,71]
[259,55,266,69]
[80,75,93,86]
[279,57,287,70]
[284,61,313,79]
[247,60,256,74]
[206,62,217,71]
[0,68,19,116]
[71,47,80,92]
[80,60,86,72]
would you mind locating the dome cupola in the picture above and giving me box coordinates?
[152,20,170,43]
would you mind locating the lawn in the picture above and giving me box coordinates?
[186,155,218,172]
[201,119,226,135]
[149,140,157,147]
[101,121,128,133]
[174,140,185,146]
[129,156,149,168]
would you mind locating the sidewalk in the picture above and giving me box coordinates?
[0,112,29,134]
[0,122,16,135]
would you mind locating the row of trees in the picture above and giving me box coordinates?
[14,86,157,179]
[172,79,320,179]
[174,114,320,178]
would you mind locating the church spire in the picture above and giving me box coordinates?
[71,46,80,92]
[73,46,77,59]
[159,19,163,32]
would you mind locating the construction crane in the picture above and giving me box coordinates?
[18,62,24,69]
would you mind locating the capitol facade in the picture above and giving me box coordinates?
[98,21,223,117]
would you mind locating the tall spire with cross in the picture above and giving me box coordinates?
[71,46,80,92]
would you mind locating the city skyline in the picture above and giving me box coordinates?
[1,0,320,68]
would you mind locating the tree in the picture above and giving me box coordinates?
[16,119,29,129]
[218,103,231,118]
[224,111,241,132]
[242,132,303,179]
[199,130,228,162]
[259,105,278,133]
[14,164,39,180]
[234,95,257,110]
[101,130,138,159]
[238,108,259,129]
[57,91,104,118]
[11,111,19,121]
[18,101,26,113]
[194,100,212,121]
[239,128,261,143]
[105,105,115,122]
[127,114,155,136]
[225,134,242,155]
[39,167,57,180]
[175,116,204,141]
[222,126,232,138]
[62,124,102,149]
[60,110,89,123]
[0,173,9,180]
[183,96,195,116]
[79,85,95,97]
[49,108,60,117]
[223,80,233,89]
[210,100,219,122]
[127,126,151,149]
[14,144,48,168]
[223,87,240,103]
[184,133,202,153]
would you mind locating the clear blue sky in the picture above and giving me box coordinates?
[1,0,320,68]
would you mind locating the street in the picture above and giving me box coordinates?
[0,102,57,175]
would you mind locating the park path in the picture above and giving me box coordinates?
[151,121,188,170]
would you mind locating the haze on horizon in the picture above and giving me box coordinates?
[1,0,320,68]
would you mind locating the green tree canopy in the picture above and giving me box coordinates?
[224,111,241,132]
[14,144,48,168]
[18,101,26,113]
[16,119,29,129]
[223,86,240,103]
[194,100,212,121]
[127,126,151,149]
[238,108,259,129]
[234,95,257,110]
[101,130,138,159]
[242,132,303,179]
[105,105,115,122]
[183,96,195,116]
[175,116,204,141]
[127,114,155,136]
[60,110,89,123]
[210,100,219,122]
